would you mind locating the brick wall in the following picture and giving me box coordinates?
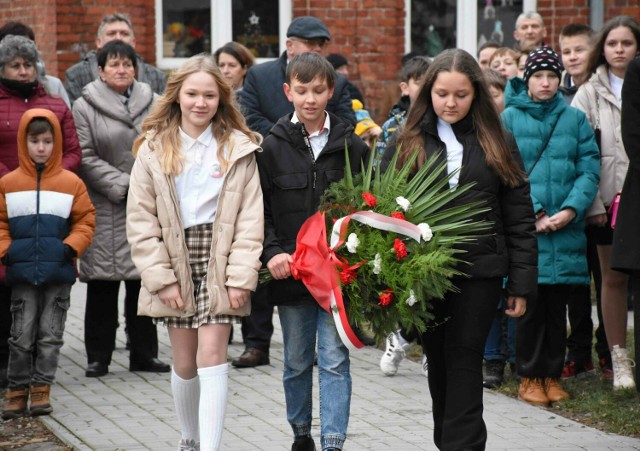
[0,0,58,74]
[538,0,640,51]
[0,0,157,82]
[2,0,639,122]
[292,0,406,123]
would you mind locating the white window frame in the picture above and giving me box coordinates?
[405,0,537,56]
[155,0,292,70]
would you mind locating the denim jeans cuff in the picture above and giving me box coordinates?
[321,434,345,450]
[292,424,312,438]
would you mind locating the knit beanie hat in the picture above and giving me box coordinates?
[523,47,563,85]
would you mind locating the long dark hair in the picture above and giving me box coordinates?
[587,15,640,74]
[397,48,523,187]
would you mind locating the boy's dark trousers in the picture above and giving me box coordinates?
[566,226,609,365]
[84,280,158,365]
[7,283,71,388]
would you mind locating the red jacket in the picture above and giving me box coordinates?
[0,83,81,177]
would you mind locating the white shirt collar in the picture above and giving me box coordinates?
[179,126,214,150]
[291,111,331,137]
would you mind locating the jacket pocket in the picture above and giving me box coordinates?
[272,173,309,218]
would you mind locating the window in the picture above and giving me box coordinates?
[410,0,457,57]
[156,0,291,69]
[407,0,536,57]
[477,0,524,50]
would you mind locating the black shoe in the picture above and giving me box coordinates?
[231,348,270,368]
[129,358,171,373]
[85,362,108,378]
[291,436,316,451]
[483,359,505,388]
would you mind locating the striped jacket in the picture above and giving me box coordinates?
[0,108,95,286]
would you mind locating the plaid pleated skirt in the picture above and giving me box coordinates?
[156,223,240,328]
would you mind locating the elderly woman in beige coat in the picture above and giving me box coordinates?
[126,55,263,451]
[572,15,640,391]
[72,40,169,378]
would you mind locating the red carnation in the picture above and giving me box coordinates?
[393,238,408,260]
[391,211,405,220]
[378,289,393,307]
[361,192,377,207]
[340,268,357,285]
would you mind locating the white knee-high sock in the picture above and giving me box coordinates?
[198,363,229,451]
[171,369,200,441]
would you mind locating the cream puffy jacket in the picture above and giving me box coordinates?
[572,65,629,217]
[126,130,264,318]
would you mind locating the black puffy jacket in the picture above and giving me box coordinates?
[257,112,370,305]
[383,109,538,300]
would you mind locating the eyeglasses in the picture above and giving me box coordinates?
[290,37,328,49]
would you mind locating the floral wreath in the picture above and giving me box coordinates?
[265,148,489,350]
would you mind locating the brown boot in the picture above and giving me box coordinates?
[518,377,549,406]
[1,387,29,420]
[29,384,53,416]
[544,378,569,402]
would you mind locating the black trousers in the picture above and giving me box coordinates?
[240,283,273,353]
[84,280,158,365]
[566,226,609,363]
[422,278,501,451]
[517,284,572,378]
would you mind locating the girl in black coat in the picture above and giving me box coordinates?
[612,56,640,390]
[386,49,537,450]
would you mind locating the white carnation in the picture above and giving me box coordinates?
[373,253,382,275]
[396,196,411,212]
[346,233,360,253]
[418,223,433,242]
[406,289,418,306]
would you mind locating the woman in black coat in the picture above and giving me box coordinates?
[611,56,640,390]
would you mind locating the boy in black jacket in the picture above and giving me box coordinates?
[256,52,369,451]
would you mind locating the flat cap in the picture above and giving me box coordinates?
[287,16,331,41]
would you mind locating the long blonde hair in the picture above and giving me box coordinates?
[133,54,260,175]
[397,49,523,188]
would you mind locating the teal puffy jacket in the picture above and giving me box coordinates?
[501,77,600,285]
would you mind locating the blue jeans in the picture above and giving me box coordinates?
[484,298,516,363]
[278,304,351,450]
[7,283,71,388]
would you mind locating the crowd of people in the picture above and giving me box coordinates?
[0,8,638,451]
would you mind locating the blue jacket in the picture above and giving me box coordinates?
[238,51,357,137]
[501,77,600,284]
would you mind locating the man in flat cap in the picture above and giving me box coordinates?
[233,16,356,371]
[238,16,356,138]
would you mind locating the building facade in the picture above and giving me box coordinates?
[1,0,638,122]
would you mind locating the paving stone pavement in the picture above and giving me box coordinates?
[35,283,640,450]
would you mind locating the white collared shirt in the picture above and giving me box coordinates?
[175,127,225,229]
[291,112,331,160]
[437,118,463,188]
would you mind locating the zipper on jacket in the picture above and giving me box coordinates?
[34,163,45,285]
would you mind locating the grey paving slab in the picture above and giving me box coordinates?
[25,283,640,450]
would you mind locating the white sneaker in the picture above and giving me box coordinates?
[380,330,410,376]
[611,345,636,390]
[421,354,428,377]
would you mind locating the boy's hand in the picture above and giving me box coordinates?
[157,283,184,310]
[228,287,250,309]
[505,296,526,317]
[267,253,293,279]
